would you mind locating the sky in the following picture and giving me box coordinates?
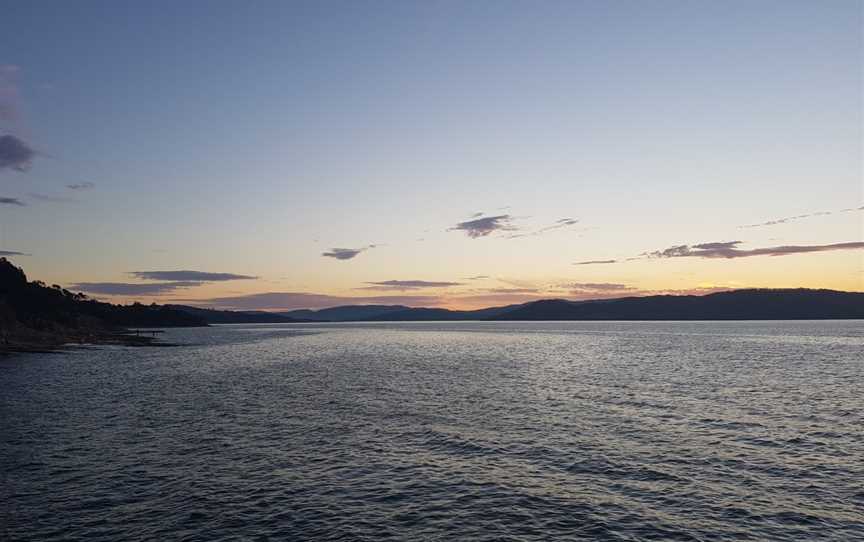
[1,0,862,310]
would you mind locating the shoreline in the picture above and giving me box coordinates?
[0,329,182,355]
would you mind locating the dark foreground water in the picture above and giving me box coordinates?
[2,321,863,541]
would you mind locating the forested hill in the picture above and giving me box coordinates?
[491,289,864,320]
[0,258,205,351]
[278,289,864,321]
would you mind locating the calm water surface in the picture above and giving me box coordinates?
[2,321,863,541]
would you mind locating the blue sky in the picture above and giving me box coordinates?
[1,1,861,309]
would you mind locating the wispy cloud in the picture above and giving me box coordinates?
[70,281,203,296]
[496,277,537,289]
[565,282,635,292]
[360,280,463,291]
[0,196,25,206]
[194,292,442,311]
[578,238,864,265]
[28,193,73,203]
[573,259,618,265]
[645,241,864,259]
[442,292,552,309]
[0,250,29,256]
[0,65,20,123]
[581,284,738,300]
[648,286,737,296]
[507,217,580,239]
[463,275,490,280]
[449,215,515,238]
[129,270,258,281]
[405,283,746,310]
[483,287,539,294]
[552,217,579,227]
[740,205,863,229]
[67,181,95,191]
[0,66,36,173]
[322,245,376,260]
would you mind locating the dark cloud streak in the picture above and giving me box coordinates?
[450,215,515,238]
[28,193,72,203]
[70,281,203,296]
[0,134,35,172]
[573,259,617,265]
[130,270,257,281]
[0,66,36,173]
[565,282,635,291]
[484,287,538,294]
[740,205,863,229]
[507,217,579,239]
[646,241,864,259]
[0,196,25,206]
[361,280,463,291]
[194,292,442,311]
[322,245,376,260]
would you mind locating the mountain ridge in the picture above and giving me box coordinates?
[4,255,860,352]
[197,288,864,321]
[490,289,864,320]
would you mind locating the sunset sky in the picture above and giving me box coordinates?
[1,1,861,310]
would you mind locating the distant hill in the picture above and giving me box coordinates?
[276,289,864,321]
[491,289,864,320]
[365,304,525,321]
[366,307,463,321]
[166,305,309,324]
[280,305,411,321]
[279,303,525,322]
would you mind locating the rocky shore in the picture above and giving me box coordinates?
[0,257,205,355]
[0,325,182,355]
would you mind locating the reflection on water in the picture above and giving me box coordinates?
[2,321,863,540]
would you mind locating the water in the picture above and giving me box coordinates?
[2,321,863,541]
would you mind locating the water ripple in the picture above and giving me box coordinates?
[2,321,862,541]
